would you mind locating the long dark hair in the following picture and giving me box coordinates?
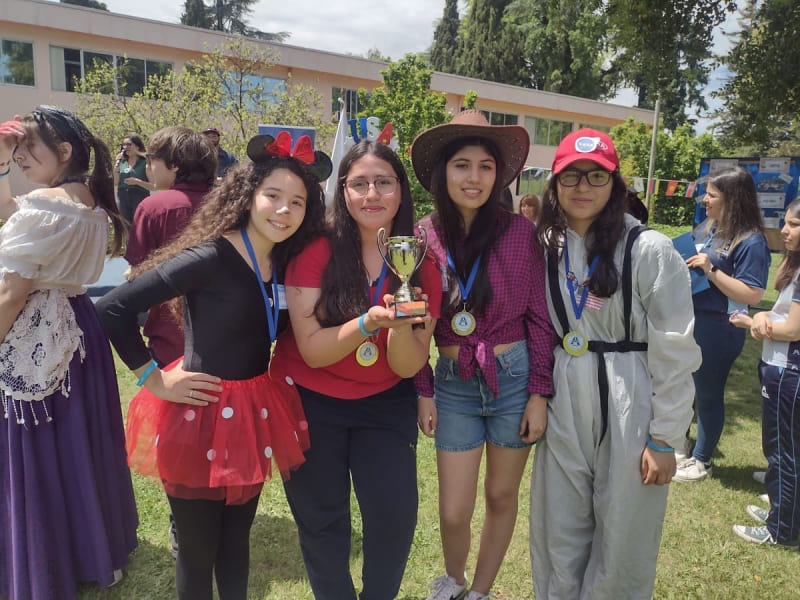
[696,166,763,251]
[429,137,509,313]
[126,134,146,154]
[19,107,125,256]
[776,198,800,291]
[315,140,415,326]
[133,157,325,281]
[538,169,628,298]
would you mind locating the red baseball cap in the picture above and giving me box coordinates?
[552,128,619,174]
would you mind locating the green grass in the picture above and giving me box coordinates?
[78,230,796,600]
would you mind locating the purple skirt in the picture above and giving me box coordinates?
[0,294,139,600]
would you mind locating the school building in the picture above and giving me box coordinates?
[0,0,654,194]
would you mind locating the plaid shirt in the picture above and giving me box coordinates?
[414,212,556,398]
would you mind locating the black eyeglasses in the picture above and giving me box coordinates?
[557,168,612,187]
[344,175,400,197]
[145,152,161,164]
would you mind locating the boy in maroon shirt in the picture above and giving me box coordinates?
[125,127,217,366]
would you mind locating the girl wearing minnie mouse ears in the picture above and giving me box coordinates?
[98,131,330,600]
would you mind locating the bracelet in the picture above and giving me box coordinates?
[358,313,379,337]
[647,438,674,453]
[0,167,10,179]
[136,359,159,386]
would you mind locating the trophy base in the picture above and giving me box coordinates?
[393,299,428,319]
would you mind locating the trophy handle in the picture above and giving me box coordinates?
[376,227,394,274]
[412,225,428,275]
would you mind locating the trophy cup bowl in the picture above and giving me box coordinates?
[377,226,428,318]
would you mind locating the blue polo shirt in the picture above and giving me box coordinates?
[692,228,770,315]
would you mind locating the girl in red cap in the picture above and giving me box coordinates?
[531,129,700,599]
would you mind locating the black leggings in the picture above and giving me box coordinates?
[166,493,260,600]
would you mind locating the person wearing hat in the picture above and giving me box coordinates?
[410,109,557,600]
[202,126,239,180]
[98,131,330,600]
[530,129,700,599]
[272,138,442,600]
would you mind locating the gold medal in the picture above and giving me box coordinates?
[356,340,379,367]
[563,330,588,356]
[451,310,476,336]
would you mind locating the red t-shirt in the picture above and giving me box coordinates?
[271,236,443,399]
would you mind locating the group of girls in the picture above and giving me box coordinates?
[3,102,771,600]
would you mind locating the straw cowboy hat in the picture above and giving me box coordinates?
[410,109,530,191]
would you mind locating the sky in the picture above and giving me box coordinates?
[93,0,739,131]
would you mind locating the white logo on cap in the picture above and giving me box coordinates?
[575,137,607,153]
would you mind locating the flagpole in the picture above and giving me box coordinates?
[325,98,348,207]
[645,94,661,215]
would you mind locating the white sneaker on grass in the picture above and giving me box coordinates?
[753,470,766,484]
[673,457,712,482]
[746,504,769,524]
[759,493,770,505]
[464,591,490,600]
[426,574,467,600]
[674,437,691,462]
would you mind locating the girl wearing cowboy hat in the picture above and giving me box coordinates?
[271,139,443,600]
[98,131,329,599]
[410,110,557,600]
[531,129,700,599]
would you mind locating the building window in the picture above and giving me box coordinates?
[480,110,518,126]
[526,117,573,147]
[332,87,360,119]
[0,39,35,86]
[50,46,173,94]
[578,123,611,133]
[233,74,286,109]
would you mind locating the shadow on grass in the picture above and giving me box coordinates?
[713,463,768,495]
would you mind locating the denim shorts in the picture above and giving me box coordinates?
[433,341,531,451]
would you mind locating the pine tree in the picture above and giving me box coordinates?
[180,0,211,29]
[60,0,109,10]
[179,0,289,42]
[430,0,460,74]
[455,0,525,86]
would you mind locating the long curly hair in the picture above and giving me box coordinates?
[132,157,326,281]
[428,137,510,314]
[538,169,628,298]
[695,166,764,252]
[314,140,416,327]
[19,108,126,255]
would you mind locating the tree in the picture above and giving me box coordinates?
[714,0,800,154]
[611,118,723,224]
[60,0,109,10]
[74,38,333,161]
[429,0,460,73]
[606,0,735,131]
[357,54,452,218]
[506,0,614,99]
[179,0,289,42]
[454,0,526,86]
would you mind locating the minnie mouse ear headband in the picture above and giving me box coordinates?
[551,128,619,174]
[410,109,530,191]
[247,131,333,182]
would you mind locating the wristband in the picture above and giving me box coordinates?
[0,167,10,179]
[358,313,379,337]
[136,359,159,386]
[646,438,673,453]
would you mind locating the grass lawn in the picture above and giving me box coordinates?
[78,226,797,599]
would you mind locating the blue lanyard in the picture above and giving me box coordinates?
[241,227,280,343]
[367,262,389,306]
[446,251,481,303]
[563,242,599,321]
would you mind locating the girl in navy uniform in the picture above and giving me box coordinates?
[731,197,800,547]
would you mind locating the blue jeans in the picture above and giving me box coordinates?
[692,312,745,463]
[759,362,800,544]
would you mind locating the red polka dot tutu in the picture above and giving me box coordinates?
[125,359,309,505]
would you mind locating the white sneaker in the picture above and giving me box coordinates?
[674,437,692,462]
[673,457,712,482]
[759,493,770,505]
[753,470,766,484]
[464,591,491,600]
[427,574,467,600]
[746,504,769,524]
